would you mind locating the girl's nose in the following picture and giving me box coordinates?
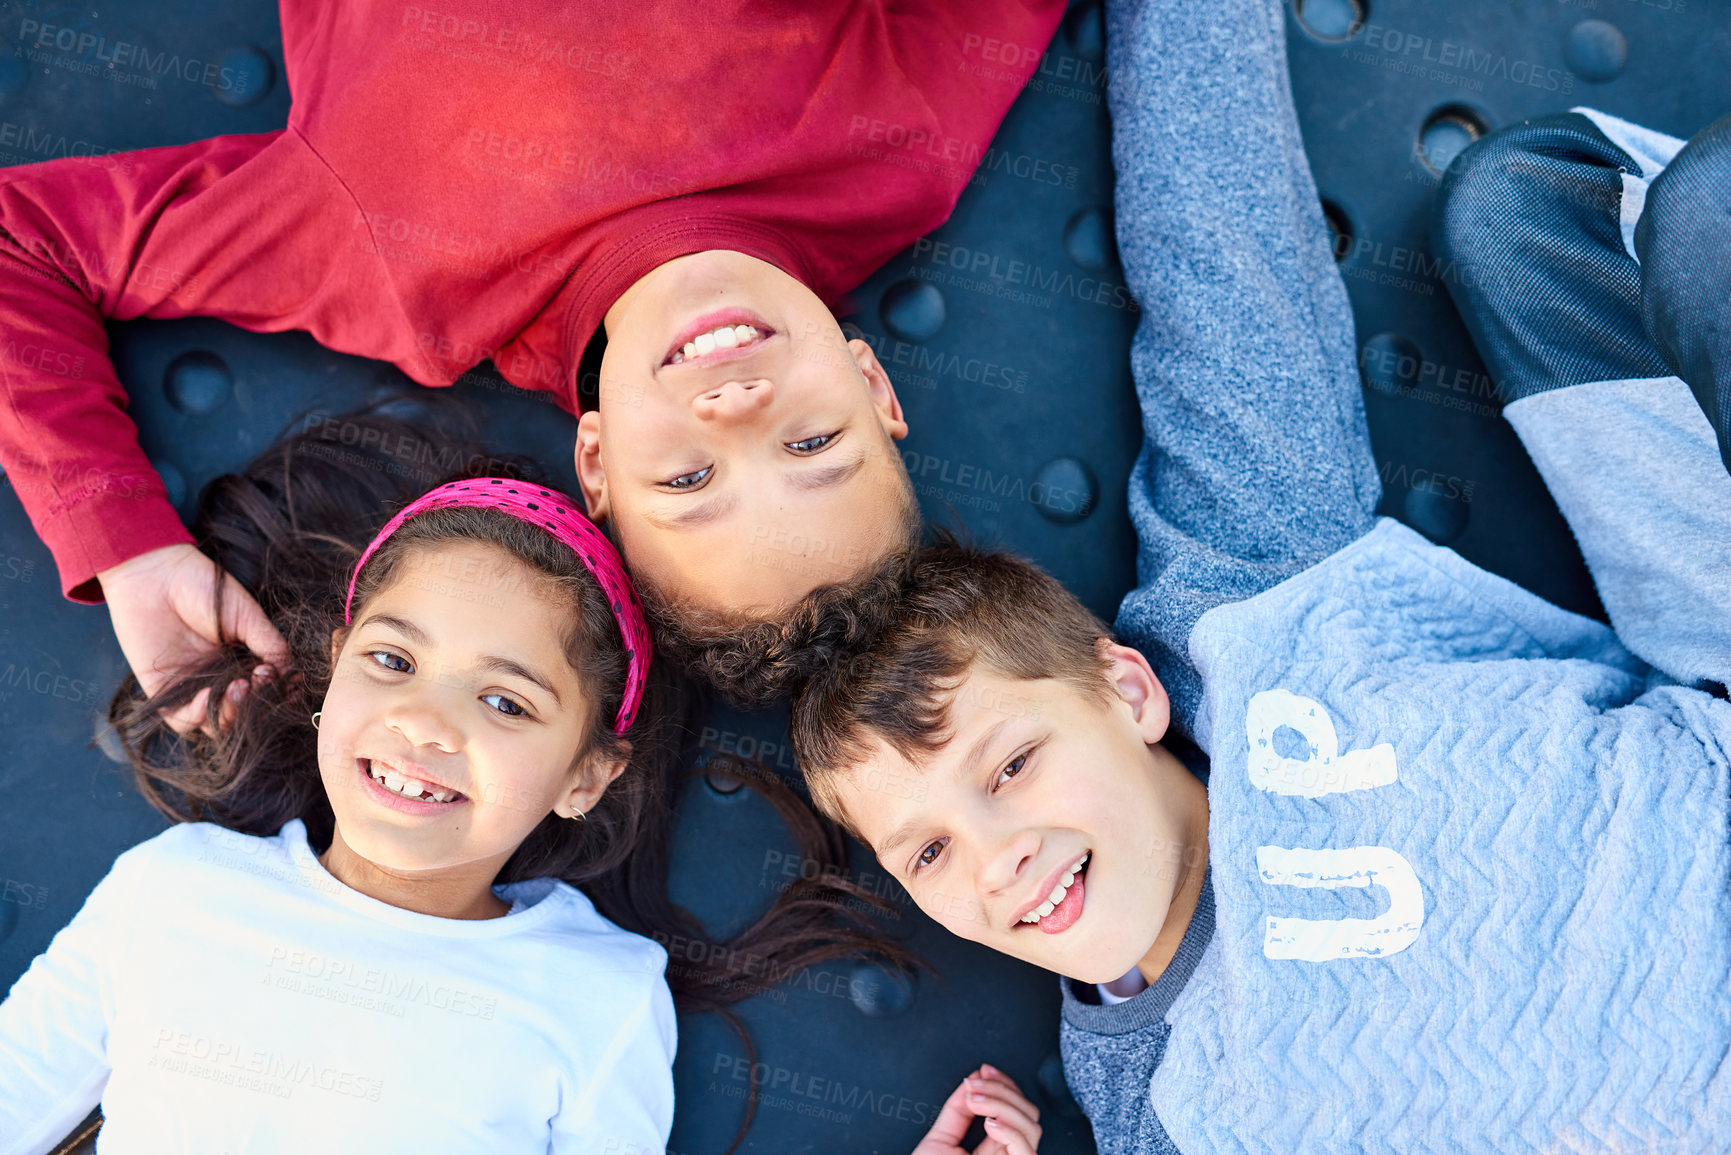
[691,378,775,424]
[386,698,461,753]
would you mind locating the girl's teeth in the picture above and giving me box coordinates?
[713,326,738,349]
[682,341,698,359]
[693,332,716,355]
[368,761,456,803]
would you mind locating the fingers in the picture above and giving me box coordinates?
[159,685,212,738]
[969,1065,1041,1153]
[981,1116,1040,1155]
[221,575,293,671]
[920,1071,987,1148]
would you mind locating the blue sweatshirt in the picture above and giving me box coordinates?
[1062,519,1731,1153]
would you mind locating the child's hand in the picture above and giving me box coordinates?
[98,542,292,738]
[911,1064,1042,1155]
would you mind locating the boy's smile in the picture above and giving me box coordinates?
[831,652,1210,986]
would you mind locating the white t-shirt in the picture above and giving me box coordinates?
[0,820,675,1155]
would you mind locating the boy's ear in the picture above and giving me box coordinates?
[1098,639,1171,743]
[574,411,611,523]
[847,338,909,442]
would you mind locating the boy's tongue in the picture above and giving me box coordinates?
[1037,869,1086,935]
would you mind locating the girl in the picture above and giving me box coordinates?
[0,402,1040,1154]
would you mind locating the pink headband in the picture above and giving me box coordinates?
[344,478,651,731]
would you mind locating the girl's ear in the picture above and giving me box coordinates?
[328,626,349,668]
[1097,639,1171,744]
[557,745,631,819]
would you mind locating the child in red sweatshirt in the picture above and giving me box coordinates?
[0,0,1063,730]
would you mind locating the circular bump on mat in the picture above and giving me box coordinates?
[1563,21,1627,83]
[1402,483,1470,545]
[1417,106,1487,176]
[163,350,233,415]
[879,279,946,344]
[1359,332,1425,397]
[702,767,746,797]
[1321,199,1354,263]
[1064,1,1105,59]
[94,717,130,764]
[151,458,187,511]
[847,961,915,1017]
[1033,456,1098,524]
[1063,207,1114,272]
[1294,0,1366,42]
[0,51,29,105]
[1037,1051,1085,1118]
[213,44,276,107]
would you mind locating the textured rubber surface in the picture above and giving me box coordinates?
[0,1,1727,1151]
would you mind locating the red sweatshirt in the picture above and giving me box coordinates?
[0,0,1063,602]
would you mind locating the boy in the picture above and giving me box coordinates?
[787,0,1731,1150]
[0,0,1064,731]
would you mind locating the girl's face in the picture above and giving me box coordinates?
[316,540,614,880]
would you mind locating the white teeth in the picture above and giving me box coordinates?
[671,326,763,365]
[1019,852,1091,924]
[367,760,456,803]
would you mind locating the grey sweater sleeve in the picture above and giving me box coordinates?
[1058,870,1216,1155]
[1103,0,1380,735]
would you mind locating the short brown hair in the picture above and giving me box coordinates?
[789,541,1115,827]
[641,487,924,710]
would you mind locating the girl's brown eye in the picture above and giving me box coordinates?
[369,651,410,674]
[917,838,947,869]
[996,752,1028,788]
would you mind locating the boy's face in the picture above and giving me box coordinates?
[578,250,913,616]
[828,649,1209,985]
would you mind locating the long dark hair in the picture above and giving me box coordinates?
[106,396,918,1144]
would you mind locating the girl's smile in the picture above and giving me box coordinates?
[356,756,467,813]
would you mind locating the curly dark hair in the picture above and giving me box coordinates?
[642,490,924,710]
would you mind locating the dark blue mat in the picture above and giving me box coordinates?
[2,1,1727,1151]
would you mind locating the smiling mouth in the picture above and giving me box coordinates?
[1016,852,1090,932]
[661,308,777,367]
[360,758,464,805]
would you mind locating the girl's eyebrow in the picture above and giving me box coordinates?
[358,612,562,707]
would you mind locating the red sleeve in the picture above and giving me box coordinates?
[0,130,398,603]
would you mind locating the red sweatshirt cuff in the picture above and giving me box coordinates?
[36,486,196,605]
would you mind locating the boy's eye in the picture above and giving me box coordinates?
[786,432,837,453]
[482,693,528,718]
[915,837,948,870]
[995,752,1029,789]
[665,464,713,490]
[369,651,411,674]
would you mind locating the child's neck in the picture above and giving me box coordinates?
[1135,764,1210,986]
[318,827,512,921]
